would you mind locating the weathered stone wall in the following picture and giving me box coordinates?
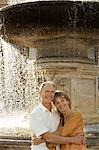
[46,66,99,124]
[32,31,99,124]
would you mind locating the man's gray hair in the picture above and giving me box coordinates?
[39,81,56,92]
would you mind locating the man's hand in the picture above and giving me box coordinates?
[32,136,45,145]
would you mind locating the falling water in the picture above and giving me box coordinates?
[0,37,40,137]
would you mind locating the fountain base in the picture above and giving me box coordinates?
[0,136,99,150]
[0,137,31,150]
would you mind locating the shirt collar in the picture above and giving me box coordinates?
[38,103,56,112]
[39,103,48,112]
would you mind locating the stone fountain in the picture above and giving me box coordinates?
[0,0,99,119]
[0,0,99,149]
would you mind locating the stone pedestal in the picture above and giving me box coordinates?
[28,30,99,124]
[38,63,99,124]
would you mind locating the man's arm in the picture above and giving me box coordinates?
[33,132,84,145]
[42,132,84,144]
[30,111,49,137]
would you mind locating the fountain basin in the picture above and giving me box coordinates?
[0,114,31,150]
[0,1,99,48]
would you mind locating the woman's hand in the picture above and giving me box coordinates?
[72,133,86,145]
[46,142,57,150]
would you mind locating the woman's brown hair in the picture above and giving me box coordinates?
[53,90,71,109]
[53,90,71,126]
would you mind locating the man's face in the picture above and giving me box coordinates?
[40,83,56,105]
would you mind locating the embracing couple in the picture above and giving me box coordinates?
[30,81,87,150]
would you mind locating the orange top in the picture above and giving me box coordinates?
[60,111,87,150]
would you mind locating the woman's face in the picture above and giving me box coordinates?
[54,96,70,114]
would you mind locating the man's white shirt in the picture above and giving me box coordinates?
[30,103,60,150]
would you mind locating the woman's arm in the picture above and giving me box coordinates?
[33,132,84,145]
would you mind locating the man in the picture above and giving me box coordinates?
[30,81,84,150]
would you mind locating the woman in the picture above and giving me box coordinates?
[33,90,87,150]
[51,90,87,150]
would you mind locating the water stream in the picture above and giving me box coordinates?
[0,37,40,137]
